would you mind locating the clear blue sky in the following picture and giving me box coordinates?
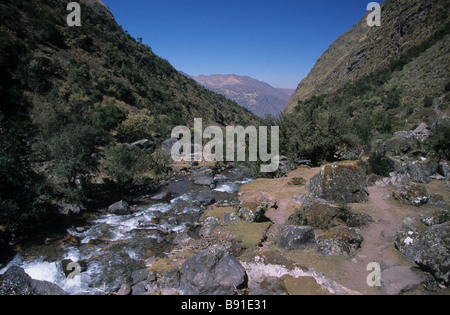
[102,0,371,89]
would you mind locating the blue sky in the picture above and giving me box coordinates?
[102,0,371,89]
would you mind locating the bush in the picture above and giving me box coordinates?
[423,96,434,108]
[102,146,144,186]
[368,152,395,177]
[116,113,155,143]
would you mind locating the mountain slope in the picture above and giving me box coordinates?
[286,0,450,112]
[191,74,294,117]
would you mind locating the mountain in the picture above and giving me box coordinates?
[191,74,294,117]
[286,0,450,113]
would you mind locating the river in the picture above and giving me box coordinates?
[0,167,253,295]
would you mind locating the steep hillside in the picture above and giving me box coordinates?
[191,74,294,117]
[0,0,258,231]
[286,0,450,112]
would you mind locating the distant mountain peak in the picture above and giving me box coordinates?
[191,74,294,117]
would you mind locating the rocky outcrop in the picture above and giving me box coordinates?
[381,266,434,295]
[316,226,364,257]
[0,266,67,295]
[308,163,369,203]
[278,226,316,251]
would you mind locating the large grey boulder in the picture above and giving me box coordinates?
[407,160,439,184]
[190,167,216,187]
[308,163,369,203]
[393,184,430,206]
[180,245,247,295]
[236,202,268,223]
[395,222,450,285]
[278,225,316,251]
[0,266,67,295]
[161,138,179,156]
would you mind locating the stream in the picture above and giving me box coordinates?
[0,167,253,295]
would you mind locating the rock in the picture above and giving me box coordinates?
[161,138,179,156]
[197,191,216,206]
[57,203,84,216]
[380,136,416,155]
[381,266,434,295]
[131,139,154,150]
[191,168,215,187]
[292,192,307,204]
[117,284,131,295]
[393,131,415,140]
[278,155,290,175]
[236,202,268,223]
[439,162,450,179]
[0,266,67,295]
[308,163,369,203]
[334,142,362,161]
[131,269,149,285]
[256,192,277,209]
[393,184,430,206]
[180,245,247,294]
[61,259,87,278]
[428,194,447,206]
[151,191,172,201]
[395,222,450,285]
[200,216,220,238]
[407,160,438,184]
[131,281,148,295]
[278,225,316,251]
[250,277,289,295]
[316,226,364,257]
[108,200,130,215]
[413,123,432,141]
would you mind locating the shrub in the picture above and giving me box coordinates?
[368,152,395,177]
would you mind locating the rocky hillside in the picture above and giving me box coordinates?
[286,0,450,112]
[191,74,294,117]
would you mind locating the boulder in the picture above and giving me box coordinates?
[0,266,67,295]
[180,245,247,294]
[308,163,369,203]
[130,139,154,150]
[236,202,268,223]
[256,192,277,209]
[316,226,364,257]
[278,225,316,251]
[250,277,289,295]
[191,167,215,187]
[395,222,450,285]
[407,160,439,184]
[380,136,416,156]
[117,284,131,295]
[393,184,430,206]
[439,162,450,179]
[108,200,131,215]
[381,266,434,295]
[196,191,216,206]
[413,123,432,141]
[161,138,179,156]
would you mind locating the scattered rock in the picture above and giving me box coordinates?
[381,266,434,295]
[316,226,364,257]
[108,200,131,215]
[292,192,307,204]
[308,163,369,203]
[249,276,289,295]
[180,245,248,295]
[236,202,268,223]
[278,225,316,251]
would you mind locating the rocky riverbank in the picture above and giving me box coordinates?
[1,157,449,295]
